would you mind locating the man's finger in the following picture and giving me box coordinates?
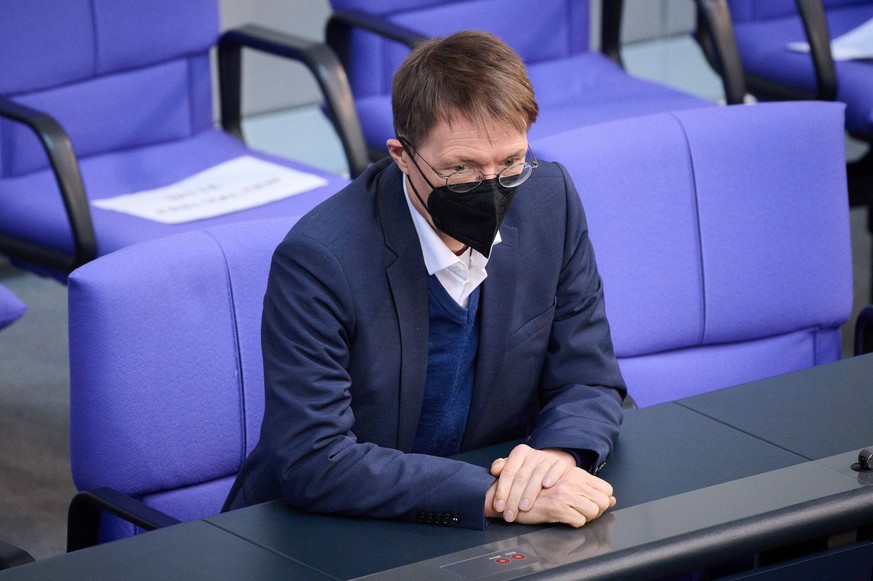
[582,485,612,514]
[493,445,532,513]
[586,475,614,497]
[516,458,557,513]
[542,458,568,488]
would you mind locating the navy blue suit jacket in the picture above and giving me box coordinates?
[223,158,625,529]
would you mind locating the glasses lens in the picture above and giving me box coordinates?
[446,170,483,193]
[498,163,532,188]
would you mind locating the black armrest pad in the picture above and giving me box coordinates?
[326,10,427,52]
[217,25,369,178]
[67,487,181,552]
[0,96,68,145]
[693,0,748,104]
[0,538,35,570]
[0,96,95,271]
[600,0,625,66]
[796,0,837,101]
[854,305,873,356]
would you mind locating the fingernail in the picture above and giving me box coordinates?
[504,510,515,522]
[519,497,531,511]
[495,499,505,512]
[543,476,553,487]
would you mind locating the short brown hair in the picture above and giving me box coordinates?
[392,30,539,147]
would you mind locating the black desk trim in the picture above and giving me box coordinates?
[543,486,873,581]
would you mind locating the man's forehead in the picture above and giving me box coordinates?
[423,114,527,160]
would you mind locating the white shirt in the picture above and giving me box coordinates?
[403,176,501,307]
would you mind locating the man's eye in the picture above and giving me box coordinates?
[450,165,468,172]
[504,158,519,166]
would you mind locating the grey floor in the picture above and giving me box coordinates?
[1,35,871,562]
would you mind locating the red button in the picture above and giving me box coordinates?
[511,554,526,560]
[495,558,510,564]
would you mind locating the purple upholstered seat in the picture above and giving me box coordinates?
[0,283,26,330]
[0,0,356,278]
[726,0,873,137]
[326,0,712,156]
[533,101,853,408]
[69,217,296,542]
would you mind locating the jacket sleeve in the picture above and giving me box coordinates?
[527,163,626,470]
[260,232,495,529]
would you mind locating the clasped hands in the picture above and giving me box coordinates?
[484,444,615,527]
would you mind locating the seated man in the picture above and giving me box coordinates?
[224,30,626,529]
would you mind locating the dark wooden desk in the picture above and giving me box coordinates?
[3,355,872,580]
[679,351,873,462]
[205,403,807,579]
[0,520,332,580]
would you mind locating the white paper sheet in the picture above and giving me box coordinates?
[91,156,328,223]
[788,17,873,61]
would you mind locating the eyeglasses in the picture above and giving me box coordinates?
[398,137,538,194]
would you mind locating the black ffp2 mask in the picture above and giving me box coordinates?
[408,177,516,258]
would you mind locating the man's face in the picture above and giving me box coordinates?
[387,115,528,252]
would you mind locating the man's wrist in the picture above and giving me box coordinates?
[550,448,598,473]
[483,480,499,518]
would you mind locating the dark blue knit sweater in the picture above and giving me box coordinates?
[411,275,481,457]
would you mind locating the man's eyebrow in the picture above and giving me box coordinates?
[439,147,526,167]
[437,155,478,167]
[460,149,526,162]
[500,146,527,158]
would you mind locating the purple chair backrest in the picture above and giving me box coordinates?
[328,0,590,99]
[0,0,218,178]
[533,101,852,407]
[68,217,297,530]
[728,0,868,23]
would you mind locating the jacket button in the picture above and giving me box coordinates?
[416,511,460,525]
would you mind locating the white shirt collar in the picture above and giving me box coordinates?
[402,176,501,307]
[402,175,501,276]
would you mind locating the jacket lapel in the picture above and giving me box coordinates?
[378,165,430,452]
[461,223,519,449]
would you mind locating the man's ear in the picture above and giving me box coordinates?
[386,138,409,174]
